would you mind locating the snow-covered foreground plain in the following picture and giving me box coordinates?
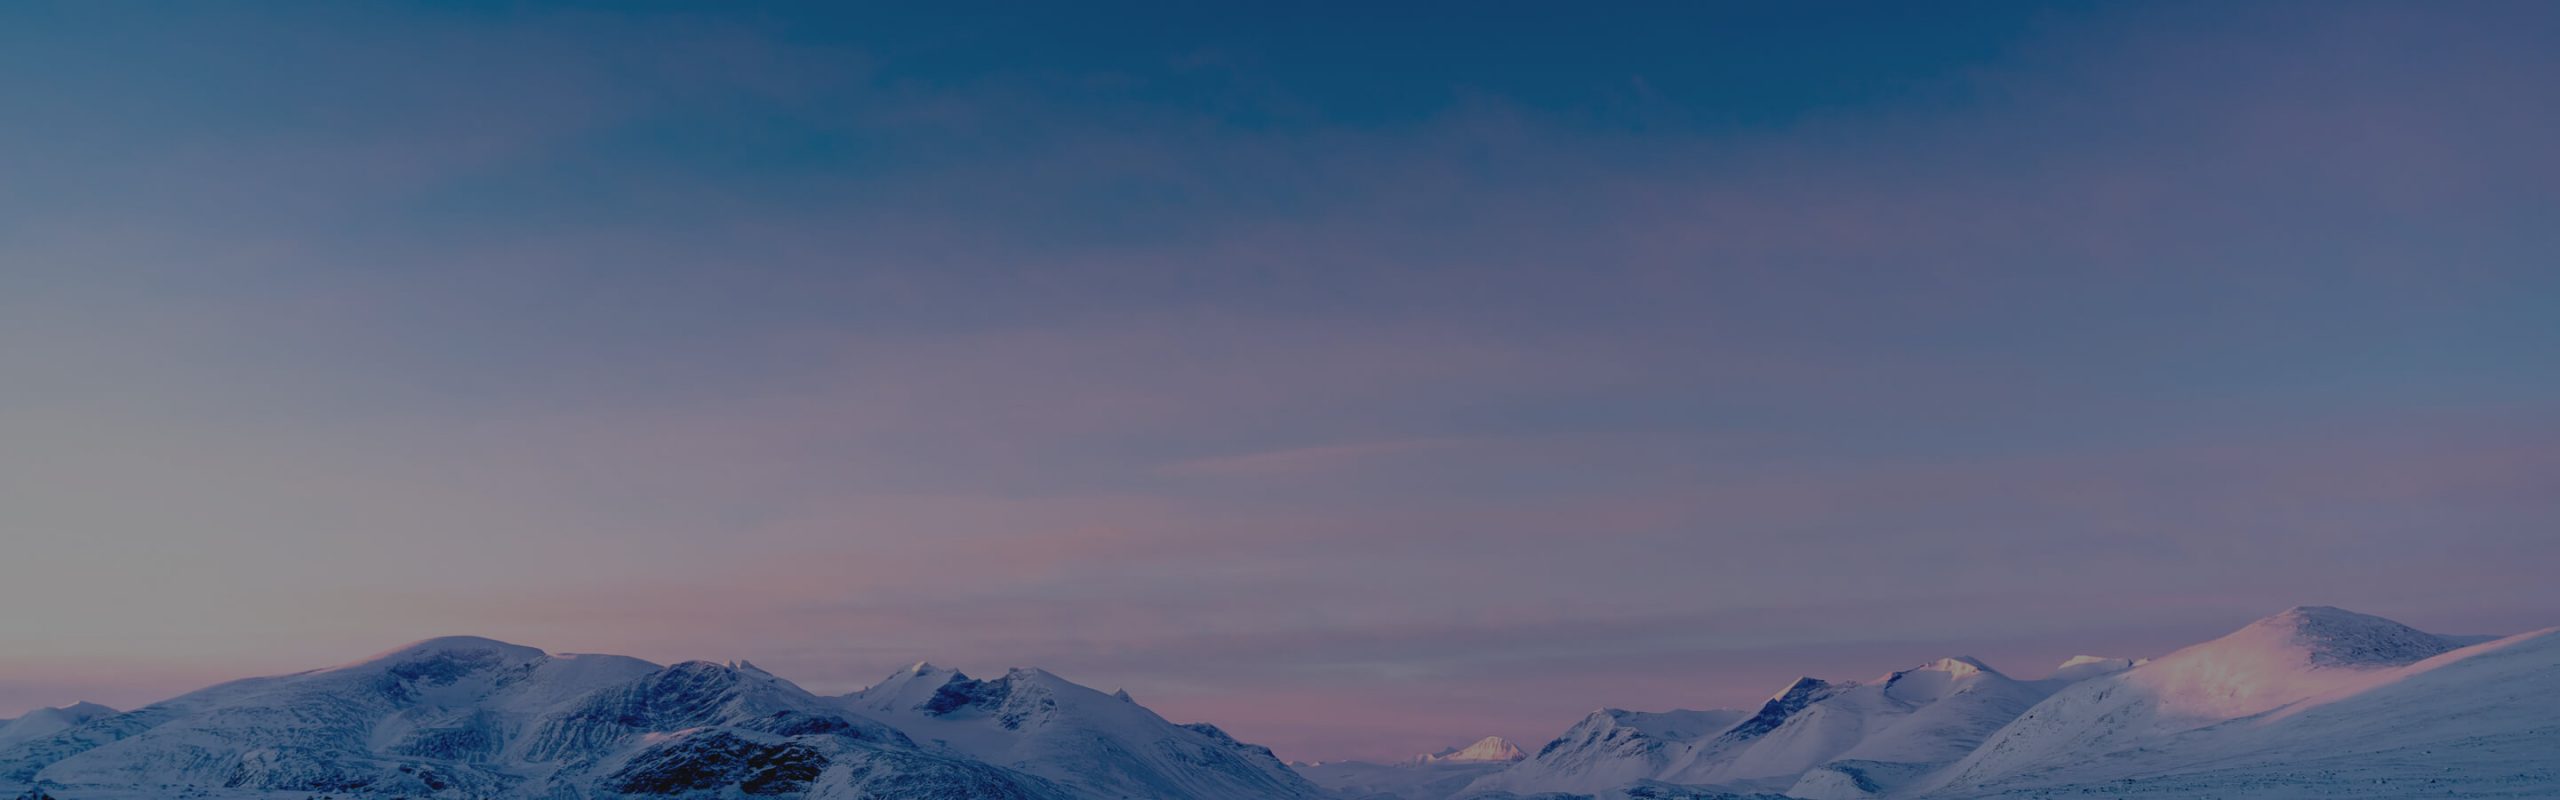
[4,606,2553,799]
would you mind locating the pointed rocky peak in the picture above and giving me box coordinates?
[912,668,1085,730]
[998,666,1071,687]
[846,661,971,709]
[1769,676,1834,702]
[1718,677,1835,743]
[921,674,1012,716]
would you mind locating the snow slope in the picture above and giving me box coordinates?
[521,657,1068,799]
[1471,656,2089,798]
[1417,736,1528,765]
[2,636,668,796]
[840,662,1327,800]
[2,607,2553,799]
[2045,655,2141,684]
[0,706,115,752]
[1294,758,1513,800]
[1465,708,1751,796]
[1920,606,2560,798]
[1290,736,1525,800]
[0,638,1091,799]
[1763,659,2055,799]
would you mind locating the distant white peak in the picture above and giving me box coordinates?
[1423,736,1526,763]
[1112,688,1135,703]
[1895,655,1993,680]
[1935,655,1990,675]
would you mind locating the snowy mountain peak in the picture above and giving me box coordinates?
[340,635,547,671]
[0,703,119,750]
[1923,655,1991,678]
[1766,676,1831,704]
[1414,736,1526,764]
[1882,656,1999,686]
[2242,605,2460,666]
[27,703,113,722]
[1731,676,1833,733]
[839,664,1327,799]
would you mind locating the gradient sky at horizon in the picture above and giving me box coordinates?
[4,0,2559,761]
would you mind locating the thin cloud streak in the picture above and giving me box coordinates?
[0,0,2554,763]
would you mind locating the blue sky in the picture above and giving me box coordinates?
[2,0,2556,760]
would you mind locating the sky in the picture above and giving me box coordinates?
[2,0,2557,762]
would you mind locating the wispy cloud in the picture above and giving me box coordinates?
[0,0,2554,763]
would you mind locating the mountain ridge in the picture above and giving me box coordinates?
[4,607,2553,800]
[0,637,1298,800]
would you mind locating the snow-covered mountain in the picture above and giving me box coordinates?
[1469,656,2086,798]
[840,662,1325,800]
[1466,708,1750,796]
[0,638,1300,800]
[1413,736,1527,765]
[1,636,675,796]
[3,606,2553,799]
[1455,606,2556,799]
[0,705,115,752]
[1919,606,2560,798]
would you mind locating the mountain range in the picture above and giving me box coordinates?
[1,606,2551,799]
[1297,607,2556,800]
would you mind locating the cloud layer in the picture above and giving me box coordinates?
[2,1,2556,760]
